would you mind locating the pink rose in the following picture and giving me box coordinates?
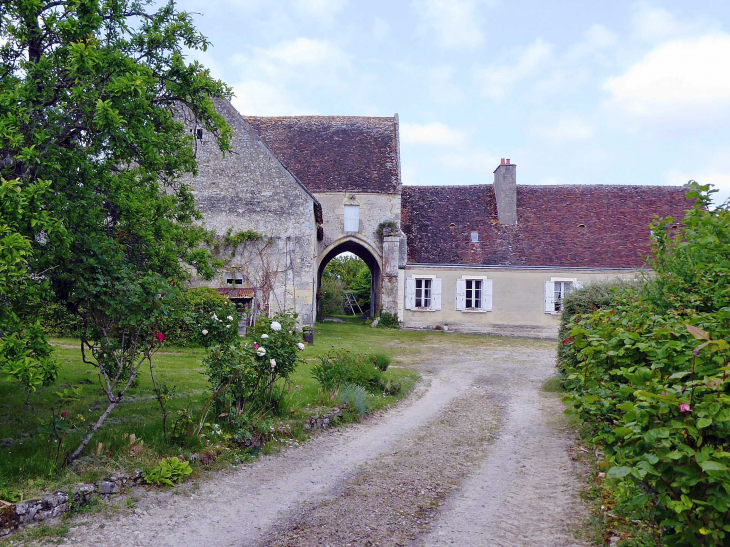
[679,403,691,413]
[156,332,165,342]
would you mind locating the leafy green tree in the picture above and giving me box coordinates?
[0,0,231,461]
[351,266,372,310]
[322,255,366,288]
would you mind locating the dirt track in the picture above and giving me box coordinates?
[58,336,589,547]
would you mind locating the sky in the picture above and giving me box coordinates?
[177,0,730,206]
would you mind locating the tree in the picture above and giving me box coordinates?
[0,0,232,462]
[322,255,366,288]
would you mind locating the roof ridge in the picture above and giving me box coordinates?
[243,115,396,121]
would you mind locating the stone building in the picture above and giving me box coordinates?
[186,100,691,337]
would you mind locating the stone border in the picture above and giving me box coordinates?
[0,403,350,538]
[0,471,143,537]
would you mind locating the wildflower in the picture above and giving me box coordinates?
[297,342,306,351]
[202,329,209,335]
[693,348,699,357]
[256,347,266,357]
[295,385,300,390]
[271,321,282,331]
[680,403,691,413]
[261,334,269,339]
[156,332,165,342]
[61,412,67,418]
[226,325,230,329]
[270,359,277,368]
[227,315,234,321]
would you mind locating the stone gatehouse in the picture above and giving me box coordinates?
[184,99,690,338]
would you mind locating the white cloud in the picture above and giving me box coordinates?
[372,17,390,41]
[604,34,730,124]
[583,24,618,50]
[230,80,315,116]
[427,65,465,104]
[293,0,348,25]
[438,150,499,175]
[228,37,351,115]
[412,0,487,49]
[401,122,466,146]
[474,38,553,99]
[533,115,594,144]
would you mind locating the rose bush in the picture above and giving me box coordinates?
[560,185,730,546]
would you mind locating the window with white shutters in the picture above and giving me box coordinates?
[406,277,441,311]
[545,278,579,313]
[344,205,359,232]
[415,278,432,309]
[457,277,493,312]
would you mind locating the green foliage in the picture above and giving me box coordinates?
[142,457,192,487]
[378,312,400,329]
[336,383,371,417]
[322,255,366,287]
[319,278,346,316]
[311,350,397,400]
[369,352,391,372]
[204,313,302,437]
[220,228,262,256]
[36,388,82,466]
[559,184,730,546]
[0,0,232,459]
[351,266,372,310]
[375,221,398,239]
[0,487,22,503]
[161,287,239,347]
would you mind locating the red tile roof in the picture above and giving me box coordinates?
[402,185,692,269]
[244,116,400,194]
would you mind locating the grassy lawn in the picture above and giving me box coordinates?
[0,319,424,499]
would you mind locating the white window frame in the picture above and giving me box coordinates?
[456,275,492,312]
[545,277,582,314]
[405,275,441,312]
[415,278,432,309]
[344,205,360,232]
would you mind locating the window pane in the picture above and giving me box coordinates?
[344,205,360,232]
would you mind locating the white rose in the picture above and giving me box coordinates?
[270,321,282,331]
[261,333,269,339]
[227,315,234,321]
[201,329,208,335]
[256,347,266,357]
[226,325,230,329]
[297,343,306,351]
[270,359,277,368]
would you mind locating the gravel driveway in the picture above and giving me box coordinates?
[58,335,589,547]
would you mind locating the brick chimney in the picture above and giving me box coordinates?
[493,158,517,225]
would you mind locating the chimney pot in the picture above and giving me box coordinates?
[506,159,510,165]
[500,158,505,165]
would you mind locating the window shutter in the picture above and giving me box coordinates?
[482,279,493,311]
[405,278,416,310]
[544,281,556,314]
[432,278,442,310]
[344,205,359,232]
[455,279,466,311]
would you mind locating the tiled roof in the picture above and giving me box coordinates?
[244,116,400,194]
[215,287,255,299]
[402,185,692,269]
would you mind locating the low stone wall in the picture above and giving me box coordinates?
[304,403,347,431]
[0,471,143,537]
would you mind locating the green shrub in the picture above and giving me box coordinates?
[336,383,370,417]
[161,287,240,347]
[319,278,346,316]
[143,457,192,487]
[311,350,387,398]
[369,352,391,372]
[378,312,399,328]
[560,185,730,546]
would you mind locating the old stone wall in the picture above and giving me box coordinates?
[180,100,318,326]
[315,192,404,315]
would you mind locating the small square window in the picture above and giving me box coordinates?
[471,231,479,243]
[196,128,204,140]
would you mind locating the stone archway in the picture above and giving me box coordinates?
[317,237,382,318]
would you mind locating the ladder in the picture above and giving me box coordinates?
[344,292,363,316]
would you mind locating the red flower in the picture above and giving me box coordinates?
[160,292,165,297]
[156,332,165,342]
[561,337,574,345]
[61,412,67,418]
